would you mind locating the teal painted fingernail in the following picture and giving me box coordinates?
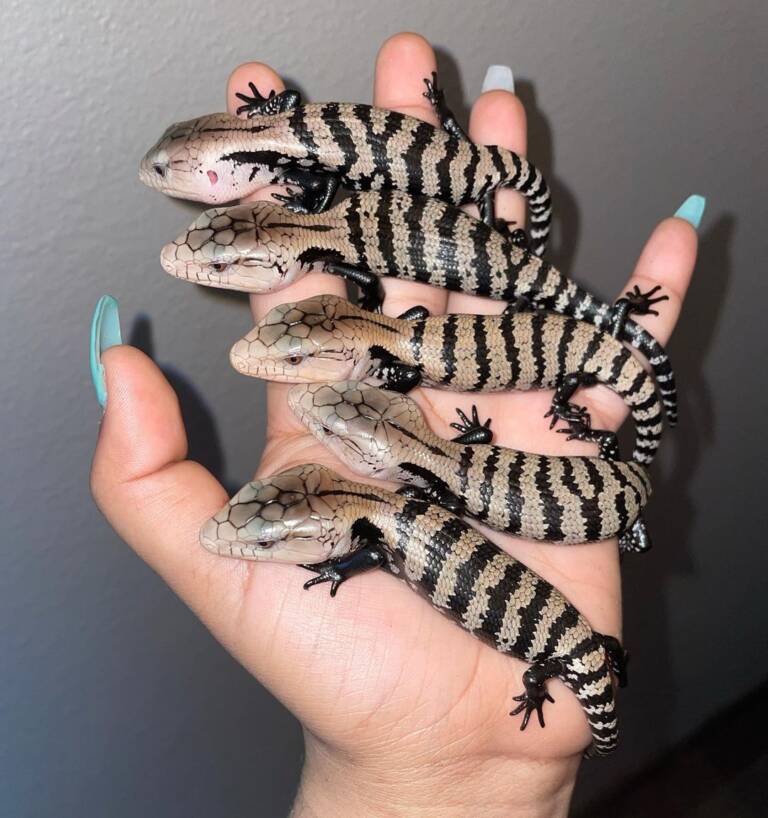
[482,65,515,94]
[90,295,122,408]
[674,194,706,230]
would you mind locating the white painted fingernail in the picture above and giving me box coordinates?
[482,65,514,94]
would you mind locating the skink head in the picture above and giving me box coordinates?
[139,113,278,204]
[229,294,383,382]
[200,464,352,563]
[160,203,303,291]
[288,381,427,478]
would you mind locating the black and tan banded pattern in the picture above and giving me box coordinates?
[231,295,664,464]
[289,381,652,550]
[160,190,676,422]
[140,103,552,253]
[200,464,622,756]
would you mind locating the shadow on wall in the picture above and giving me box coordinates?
[128,313,240,496]
[436,48,581,273]
[575,677,768,817]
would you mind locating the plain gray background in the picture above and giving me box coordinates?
[2,0,766,815]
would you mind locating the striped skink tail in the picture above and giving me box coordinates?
[553,280,678,427]
[612,351,665,465]
[497,149,552,256]
[561,637,621,757]
[621,318,678,426]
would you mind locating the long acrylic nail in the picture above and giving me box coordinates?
[674,195,706,230]
[90,295,122,408]
[482,65,515,94]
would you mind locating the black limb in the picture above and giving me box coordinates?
[324,262,384,312]
[479,189,497,229]
[397,464,465,516]
[610,285,669,338]
[450,405,494,445]
[557,419,621,461]
[510,660,562,730]
[235,83,302,117]
[422,72,469,140]
[369,345,422,393]
[502,295,534,314]
[545,372,599,429]
[274,169,340,215]
[300,542,386,597]
[507,227,531,250]
[397,305,430,321]
[618,517,652,556]
[596,633,629,688]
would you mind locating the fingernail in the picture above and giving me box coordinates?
[90,295,122,408]
[673,194,706,230]
[482,65,515,94]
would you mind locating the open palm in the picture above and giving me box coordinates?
[92,33,698,813]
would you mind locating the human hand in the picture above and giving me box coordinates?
[91,32,699,818]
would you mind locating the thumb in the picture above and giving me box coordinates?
[89,315,241,630]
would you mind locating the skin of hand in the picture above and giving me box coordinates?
[91,33,698,818]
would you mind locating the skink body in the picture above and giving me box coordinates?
[288,381,652,552]
[230,294,664,464]
[160,189,676,423]
[139,79,552,254]
[201,463,626,756]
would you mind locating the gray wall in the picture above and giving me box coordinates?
[1,1,766,815]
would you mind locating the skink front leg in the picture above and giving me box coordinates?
[323,261,384,312]
[235,82,303,116]
[300,541,387,597]
[368,346,422,392]
[449,405,494,444]
[274,170,340,215]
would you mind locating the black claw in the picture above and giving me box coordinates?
[616,284,670,318]
[235,83,301,117]
[449,405,493,444]
[300,563,346,597]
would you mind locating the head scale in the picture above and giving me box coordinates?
[229,295,367,381]
[139,113,279,203]
[199,464,352,563]
[160,203,302,291]
[288,381,426,478]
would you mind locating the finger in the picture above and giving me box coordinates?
[576,210,700,429]
[373,32,449,318]
[226,63,348,324]
[89,345,358,710]
[90,345,244,631]
[447,81,527,316]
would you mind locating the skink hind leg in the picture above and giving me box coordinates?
[610,284,669,338]
[510,660,563,730]
[235,83,302,117]
[274,170,340,215]
[545,372,601,431]
[300,542,386,597]
[557,418,621,462]
[449,405,494,445]
[422,71,469,140]
[618,517,652,556]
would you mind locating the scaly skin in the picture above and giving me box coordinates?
[229,294,665,464]
[288,381,652,552]
[138,94,553,254]
[158,190,677,422]
[200,463,626,757]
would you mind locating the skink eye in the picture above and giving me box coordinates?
[153,163,167,178]
[210,262,230,274]
[286,355,303,365]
